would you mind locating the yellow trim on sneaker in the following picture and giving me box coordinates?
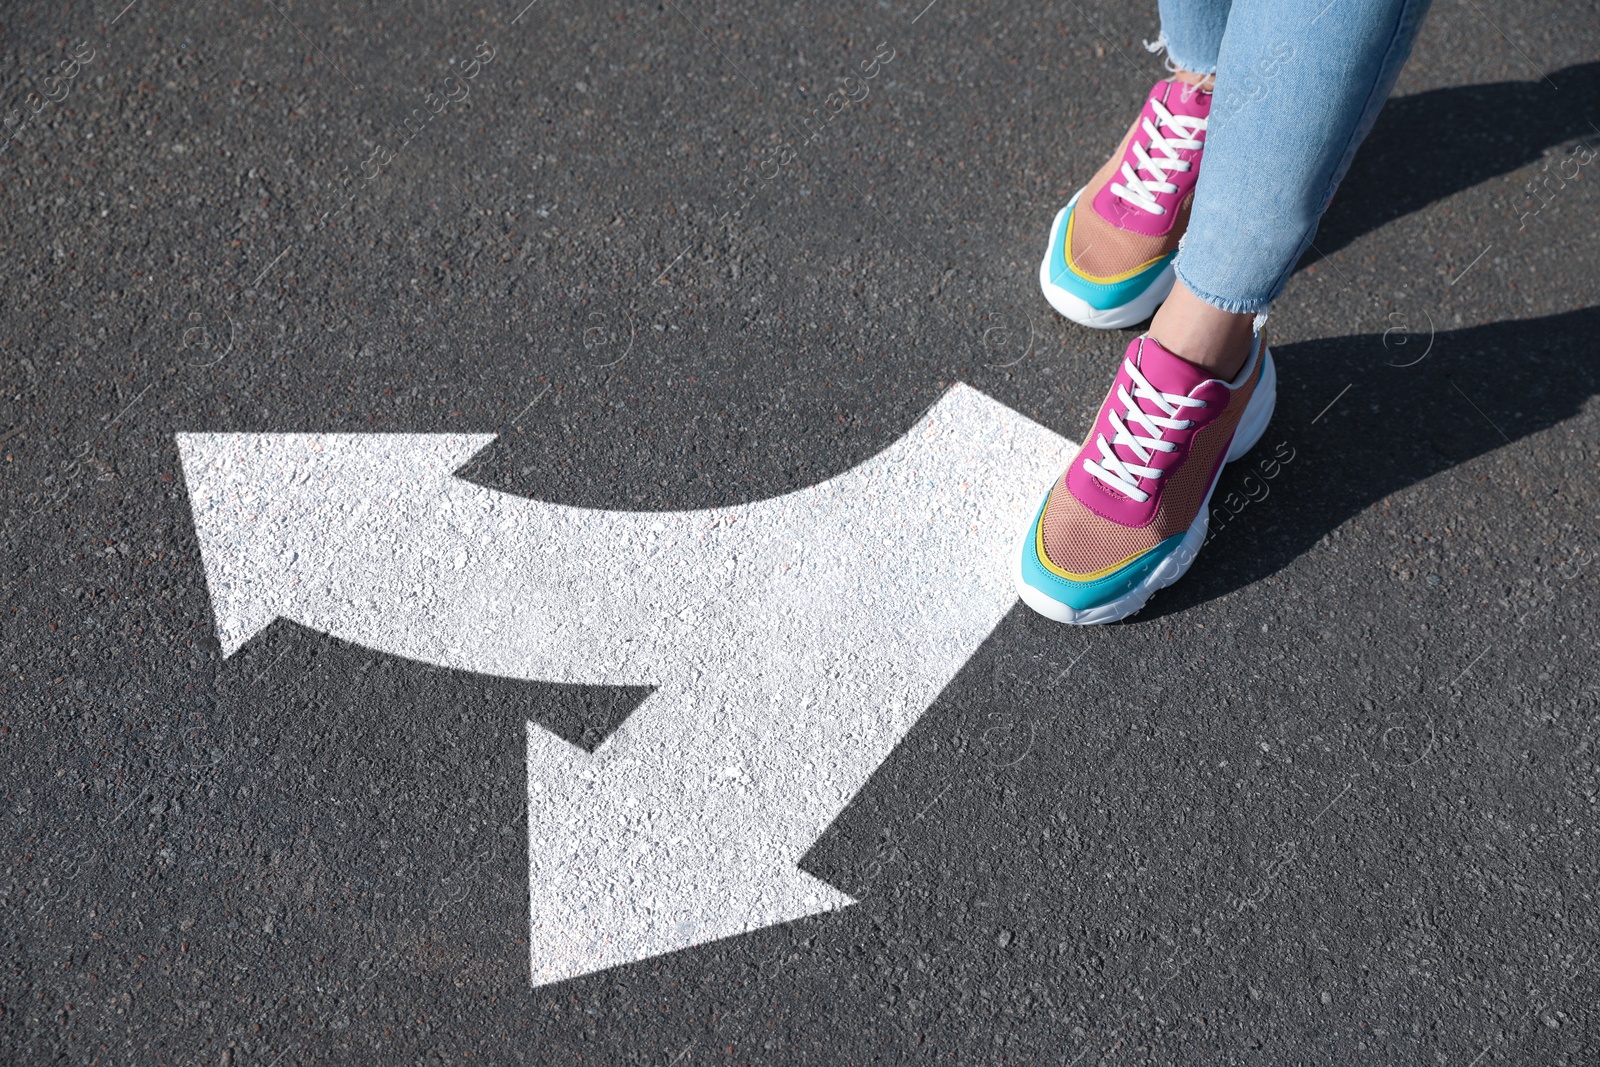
[1063,200,1172,285]
[1032,486,1162,581]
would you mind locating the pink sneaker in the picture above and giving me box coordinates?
[1014,333,1276,624]
[1039,79,1210,329]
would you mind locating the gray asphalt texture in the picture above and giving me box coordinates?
[3,0,1598,1064]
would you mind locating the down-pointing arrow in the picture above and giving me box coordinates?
[175,383,1072,986]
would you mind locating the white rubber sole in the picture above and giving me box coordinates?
[1038,195,1177,331]
[1013,343,1278,626]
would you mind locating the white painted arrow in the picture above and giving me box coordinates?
[175,383,1071,986]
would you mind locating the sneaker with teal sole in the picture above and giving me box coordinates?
[1015,332,1276,624]
[1039,78,1210,329]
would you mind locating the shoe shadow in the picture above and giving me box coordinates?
[1139,305,1599,621]
[1303,61,1599,262]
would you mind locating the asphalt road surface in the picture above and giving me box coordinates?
[4,0,1599,1064]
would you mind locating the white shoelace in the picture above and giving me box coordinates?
[1083,357,1207,503]
[1108,98,1207,216]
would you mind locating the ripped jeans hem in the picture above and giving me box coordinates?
[1172,258,1274,330]
[1144,30,1218,76]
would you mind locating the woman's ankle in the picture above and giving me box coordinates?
[1148,282,1254,381]
[1172,68,1215,92]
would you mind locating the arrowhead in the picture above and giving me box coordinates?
[174,432,496,656]
[524,722,856,986]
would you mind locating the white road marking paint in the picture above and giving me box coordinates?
[175,384,1072,986]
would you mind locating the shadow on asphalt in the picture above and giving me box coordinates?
[1142,304,1600,620]
[1307,60,1600,262]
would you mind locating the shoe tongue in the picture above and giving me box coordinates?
[1156,78,1212,120]
[1132,336,1214,397]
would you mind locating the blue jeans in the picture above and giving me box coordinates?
[1154,0,1435,316]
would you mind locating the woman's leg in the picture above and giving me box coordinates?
[1153,0,1436,378]
[1015,0,1437,626]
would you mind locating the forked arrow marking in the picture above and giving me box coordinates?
[175,384,1072,985]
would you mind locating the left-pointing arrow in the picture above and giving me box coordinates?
[175,382,1072,985]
